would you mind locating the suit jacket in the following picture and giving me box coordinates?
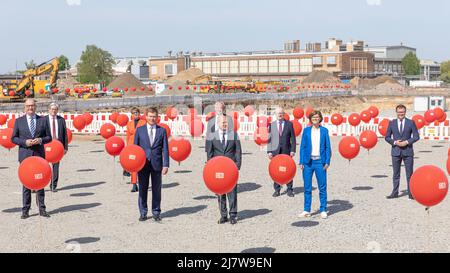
[11,114,52,163]
[44,115,68,151]
[385,118,420,157]
[126,119,146,145]
[299,126,332,165]
[205,114,234,152]
[206,130,242,170]
[267,120,296,155]
[134,124,169,171]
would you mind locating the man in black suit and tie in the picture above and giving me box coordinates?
[134,107,169,222]
[11,99,52,219]
[385,104,420,199]
[45,102,68,192]
[205,101,234,153]
[267,107,296,197]
[206,113,242,225]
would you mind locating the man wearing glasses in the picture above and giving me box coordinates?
[11,99,52,219]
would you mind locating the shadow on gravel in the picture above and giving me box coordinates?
[161,205,207,218]
[59,182,106,191]
[239,209,272,221]
[291,221,319,228]
[241,247,276,253]
[237,183,262,194]
[49,203,102,215]
[65,237,100,244]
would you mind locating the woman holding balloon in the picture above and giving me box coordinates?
[299,111,332,219]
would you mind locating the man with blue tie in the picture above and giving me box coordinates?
[11,99,52,219]
[134,107,169,222]
[267,107,296,197]
[385,104,420,200]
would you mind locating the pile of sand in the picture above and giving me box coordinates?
[107,73,153,96]
[350,75,399,89]
[166,68,208,85]
[302,70,340,84]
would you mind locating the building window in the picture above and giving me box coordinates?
[239,60,248,73]
[249,60,258,73]
[268,59,278,73]
[327,56,336,65]
[203,61,211,74]
[211,61,219,74]
[313,57,322,65]
[220,61,229,74]
[258,59,268,73]
[289,59,300,73]
[300,58,313,73]
[192,62,202,71]
[165,64,175,75]
[151,65,158,75]
[230,61,238,74]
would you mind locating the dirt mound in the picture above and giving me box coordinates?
[107,73,153,96]
[302,70,340,84]
[166,68,208,85]
[351,75,399,89]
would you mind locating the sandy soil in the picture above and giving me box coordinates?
[0,135,449,253]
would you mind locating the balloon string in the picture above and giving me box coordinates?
[426,207,430,253]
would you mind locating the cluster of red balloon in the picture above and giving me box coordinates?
[345,106,379,127]
[424,107,447,124]
[73,112,94,132]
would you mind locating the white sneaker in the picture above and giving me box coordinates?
[298,211,311,218]
[320,212,328,219]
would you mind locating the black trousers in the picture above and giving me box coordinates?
[23,186,45,213]
[137,160,162,217]
[392,155,414,195]
[218,185,237,218]
[51,163,60,190]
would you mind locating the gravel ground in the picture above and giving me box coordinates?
[0,135,449,253]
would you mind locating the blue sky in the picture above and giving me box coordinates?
[1,0,449,73]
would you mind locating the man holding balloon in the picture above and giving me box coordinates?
[384,104,420,200]
[11,99,52,219]
[206,113,242,225]
[134,107,169,222]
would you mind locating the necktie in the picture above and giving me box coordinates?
[278,121,283,136]
[30,117,36,137]
[149,126,154,146]
[52,117,57,139]
[399,120,403,135]
[222,131,226,149]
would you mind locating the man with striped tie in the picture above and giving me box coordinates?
[11,99,52,219]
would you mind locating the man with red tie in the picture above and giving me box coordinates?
[45,103,68,192]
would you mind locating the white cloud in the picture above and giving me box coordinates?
[366,0,382,6]
[66,0,81,6]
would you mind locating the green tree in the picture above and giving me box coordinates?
[402,52,420,75]
[24,59,36,70]
[76,45,115,84]
[58,55,71,71]
[440,60,450,83]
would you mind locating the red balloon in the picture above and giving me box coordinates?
[166,107,178,120]
[65,88,71,93]
[254,126,269,146]
[124,87,128,92]
[437,112,447,123]
[360,110,372,123]
[114,88,119,92]
[82,112,94,126]
[116,114,129,127]
[244,105,255,117]
[410,165,448,207]
[283,113,290,121]
[292,119,303,137]
[73,115,86,131]
[52,88,58,94]
[9,91,15,96]
[293,107,304,119]
[233,118,240,132]
[206,112,216,122]
[203,156,239,195]
[433,107,445,121]
[331,113,344,126]
[25,90,31,97]
[189,118,204,137]
[18,156,52,190]
[119,144,146,172]
[102,87,107,92]
[105,136,125,157]
[424,110,436,123]
[339,136,360,161]
[368,106,379,118]
[39,89,45,94]
[169,138,192,163]
[140,86,145,91]
[305,108,314,119]
[412,115,425,130]
[67,129,73,144]
[447,157,450,176]
[7,117,15,129]
[44,140,65,163]
[257,116,270,128]
[0,114,7,125]
[109,112,119,123]
[359,130,378,151]
[269,154,297,185]
[100,123,116,139]
[158,123,171,138]
[0,128,16,149]
[348,113,361,127]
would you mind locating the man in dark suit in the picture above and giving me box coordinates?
[206,113,242,225]
[11,99,52,219]
[45,102,68,192]
[205,101,234,153]
[134,107,169,222]
[267,107,296,197]
[385,104,420,199]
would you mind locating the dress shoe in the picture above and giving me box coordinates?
[230,217,237,225]
[287,190,295,197]
[153,215,162,222]
[131,184,138,192]
[51,189,58,193]
[21,212,30,219]
[39,211,50,218]
[386,193,399,199]
[139,215,148,221]
[123,171,131,177]
[218,217,228,224]
[408,195,415,200]
[272,191,280,197]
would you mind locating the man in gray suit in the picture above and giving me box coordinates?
[385,104,420,199]
[205,101,234,152]
[206,114,242,225]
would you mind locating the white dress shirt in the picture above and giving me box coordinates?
[311,126,321,157]
[219,129,228,144]
[147,124,156,145]
[48,115,59,139]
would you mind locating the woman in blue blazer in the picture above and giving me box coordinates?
[299,110,332,219]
